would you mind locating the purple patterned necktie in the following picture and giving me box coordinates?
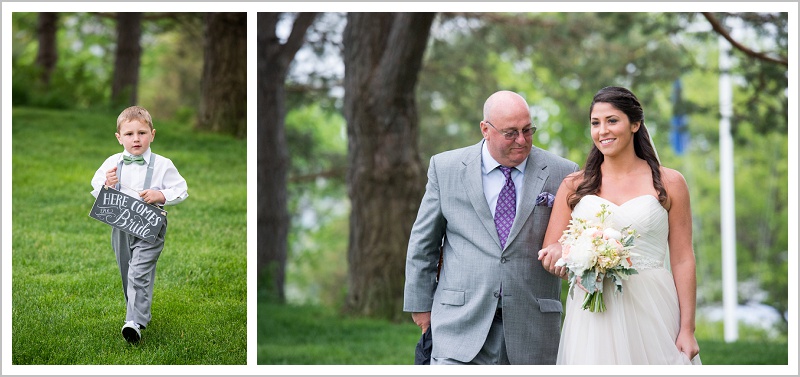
[494,166,516,249]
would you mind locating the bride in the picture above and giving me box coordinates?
[538,86,701,364]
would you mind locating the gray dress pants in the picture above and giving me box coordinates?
[110,219,167,328]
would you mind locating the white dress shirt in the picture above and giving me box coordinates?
[90,148,188,206]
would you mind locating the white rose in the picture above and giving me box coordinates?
[566,237,596,275]
[603,228,622,240]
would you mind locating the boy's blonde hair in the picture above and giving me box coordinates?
[116,106,153,132]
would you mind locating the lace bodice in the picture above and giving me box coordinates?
[572,195,669,271]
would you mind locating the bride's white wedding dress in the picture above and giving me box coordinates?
[556,195,702,365]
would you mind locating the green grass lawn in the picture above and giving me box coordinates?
[11,107,247,365]
[257,301,421,365]
[258,299,789,365]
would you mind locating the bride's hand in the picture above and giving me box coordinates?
[675,329,700,361]
[537,244,567,279]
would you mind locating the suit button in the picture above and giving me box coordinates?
[493,291,500,298]
[501,257,507,263]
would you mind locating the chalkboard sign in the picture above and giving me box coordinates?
[89,186,167,244]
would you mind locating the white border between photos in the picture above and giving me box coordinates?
[1,1,798,376]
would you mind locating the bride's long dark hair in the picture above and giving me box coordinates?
[568,86,667,209]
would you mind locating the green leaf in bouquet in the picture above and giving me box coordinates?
[581,270,599,294]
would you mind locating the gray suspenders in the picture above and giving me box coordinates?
[115,153,156,192]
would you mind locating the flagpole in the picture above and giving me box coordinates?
[719,34,738,343]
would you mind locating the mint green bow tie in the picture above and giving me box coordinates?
[123,155,146,165]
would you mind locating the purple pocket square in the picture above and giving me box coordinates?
[536,192,555,207]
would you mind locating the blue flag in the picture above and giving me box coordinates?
[670,79,689,155]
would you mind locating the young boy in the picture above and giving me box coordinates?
[90,106,188,343]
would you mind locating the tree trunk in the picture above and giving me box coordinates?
[258,12,317,302]
[197,12,247,138]
[111,12,142,108]
[343,13,435,320]
[35,13,58,86]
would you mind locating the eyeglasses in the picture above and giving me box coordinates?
[484,120,536,140]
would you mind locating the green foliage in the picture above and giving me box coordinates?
[138,13,206,123]
[710,12,788,136]
[285,102,348,170]
[677,95,787,331]
[659,40,789,317]
[11,12,204,122]
[11,107,246,364]
[418,13,693,165]
[283,102,350,307]
[12,13,115,110]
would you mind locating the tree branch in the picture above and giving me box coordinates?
[702,12,787,67]
[375,13,436,100]
[282,13,318,65]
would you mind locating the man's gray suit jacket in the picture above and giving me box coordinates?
[403,140,579,364]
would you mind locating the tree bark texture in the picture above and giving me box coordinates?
[343,12,435,320]
[196,12,247,138]
[111,12,142,108]
[258,12,317,301]
[35,13,58,86]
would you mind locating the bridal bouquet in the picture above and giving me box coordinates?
[555,203,638,312]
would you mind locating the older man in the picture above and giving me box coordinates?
[404,90,578,364]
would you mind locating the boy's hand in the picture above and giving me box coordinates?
[105,167,119,187]
[140,189,166,205]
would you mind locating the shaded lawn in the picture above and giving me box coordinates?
[258,300,788,365]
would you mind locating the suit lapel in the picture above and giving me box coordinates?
[505,147,548,249]
[462,141,501,248]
